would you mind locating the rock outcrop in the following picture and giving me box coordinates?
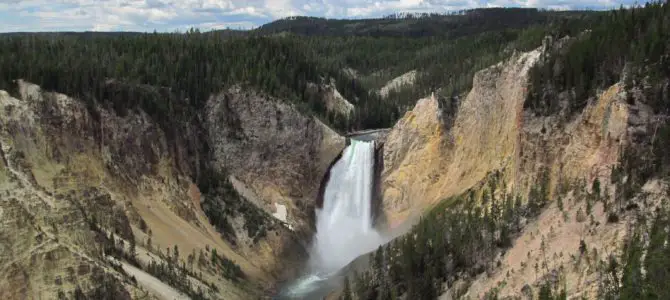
[206,87,346,234]
[379,70,417,98]
[381,46,633,229]
[305,82,355,117]
[382,49,543,226]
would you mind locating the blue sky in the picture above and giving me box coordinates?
[0,0,653,32]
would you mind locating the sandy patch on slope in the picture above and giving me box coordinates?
[133,194,268,282]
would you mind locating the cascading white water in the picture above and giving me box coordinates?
[282,139,385,298]
[311,139,383,272]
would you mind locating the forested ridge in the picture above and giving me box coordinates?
[1,5,665,131]
[254,8,600,115]
[255,8,593,38]
[0,33,350,127]
[527,1,670,116]
[0,7,600,133]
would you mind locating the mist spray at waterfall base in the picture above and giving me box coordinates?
[280,140,386,299]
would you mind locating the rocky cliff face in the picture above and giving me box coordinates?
[382,48,543,226]
[305,82,355,117]
[205,86,346,235]
[380,43,659,298]
[379,70,417,98]
[454,87,658,298]
[1,83,164,299]
[0,80,342,299]
[381,44,637,225]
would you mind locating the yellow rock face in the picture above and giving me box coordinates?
[559,84,628,181]
[381,48,630,228]
[0,81,313,299]
[382,49,543,226]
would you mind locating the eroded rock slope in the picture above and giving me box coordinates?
[0,80,343,299]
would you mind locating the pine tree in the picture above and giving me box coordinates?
[592,178,601,200]
[389,285,399,300]
[341,277,352,300]
[129,237,137,261]
[198,250,206,268]
[538,281,553,300]
[173,245,180,263]
[211,249,218,265]
[642,209,670,299]
[188,249,196,271]
[620,233,644,300]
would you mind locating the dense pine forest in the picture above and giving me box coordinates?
[1,5,666,132]
[527,1,670,116]
[255,8,558,37]
[0,7,599,133]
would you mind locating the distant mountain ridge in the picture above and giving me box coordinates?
[0,8,597,39]
[254,8,597,38]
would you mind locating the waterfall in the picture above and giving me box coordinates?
[281,139,385,299]
[311,139,383,273]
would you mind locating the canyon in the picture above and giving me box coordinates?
[1,40,665,299]
[1,6,669,299]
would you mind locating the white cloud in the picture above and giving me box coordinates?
[0,0,652,32]
[264,0,303,18]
